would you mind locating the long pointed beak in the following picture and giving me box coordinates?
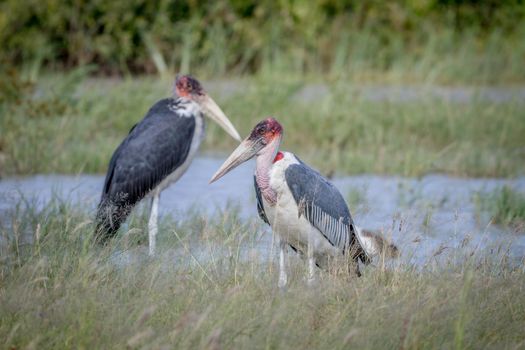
[200,94,241,142]
[209,137,264,183]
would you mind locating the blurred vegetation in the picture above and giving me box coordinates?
[1,0,524,176]
[1,69,524,177]
[474,186,525,229]
[1,198,524,349]
[0,0,524,83]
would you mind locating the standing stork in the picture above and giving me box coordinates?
[95,75,241,255]
[209,117,375,287]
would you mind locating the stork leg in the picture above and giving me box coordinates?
[148,192,160,256]
[307,240,316,286]
[278,239,288,290]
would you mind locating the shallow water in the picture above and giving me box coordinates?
[1,157,524,267]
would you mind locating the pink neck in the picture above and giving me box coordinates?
[255,140,280,204]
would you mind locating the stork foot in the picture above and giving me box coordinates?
[278,275,288,291]
[307,255,317,287]
[307,276,317,287]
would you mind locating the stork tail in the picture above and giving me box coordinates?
[94,199,131,244]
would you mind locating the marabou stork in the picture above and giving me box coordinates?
[95,75,241,255]
[210,118,395,287]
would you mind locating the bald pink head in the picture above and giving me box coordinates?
[209,117,283,184]
[172,74,241,141]
[175,75,204,99]
[248,117,283,145]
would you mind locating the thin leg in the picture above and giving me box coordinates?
[148,192,160,256]
[269,227,275,275]
[278,239,288,290]
[307,241,316,286]
[354,262,362,277]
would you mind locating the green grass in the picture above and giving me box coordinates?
[1,199,524,349]
[474,186,525,229]
[1,71,524,178]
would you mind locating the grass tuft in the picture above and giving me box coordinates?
[1,74,524,178]
[1,200,524,349]
[474,186,525,229]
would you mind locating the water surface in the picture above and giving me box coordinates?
[1,157,524,267]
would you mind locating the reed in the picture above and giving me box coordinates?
[0,198,523,349]
[1,72,524,178]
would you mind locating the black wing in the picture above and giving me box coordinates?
[96,98,196,240]
[254,176,270,225]
[284,158,368,261]
[102,98,196,206]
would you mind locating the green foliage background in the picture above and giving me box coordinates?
[1,1,525,176]
[1,0,524,82]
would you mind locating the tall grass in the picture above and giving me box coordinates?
[1,73,524,177]
[474,186,525,229]
[1,199,524,349]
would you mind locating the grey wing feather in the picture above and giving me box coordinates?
[285,159,369,262]
[254,176,270,225]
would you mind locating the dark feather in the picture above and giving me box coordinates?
[253,176,270,225]
[95,98,197,242]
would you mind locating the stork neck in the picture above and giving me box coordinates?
[172,97,202,118]
[255,141,279,204]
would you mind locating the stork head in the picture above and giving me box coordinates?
[210,117,283,183]
[175,75,241,141]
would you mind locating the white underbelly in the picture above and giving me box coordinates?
[262,187,341,262]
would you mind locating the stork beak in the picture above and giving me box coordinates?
[209,137,265,183]
[199,94,242,142]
